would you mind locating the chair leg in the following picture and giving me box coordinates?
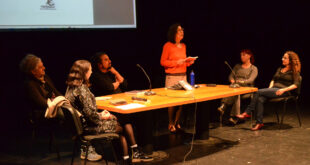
[71,139,77,165]
[48,131,61,160]
[280,100,288,129]
[275,105,280,124]
[219,114,223,127]
[295,99,302,127]
[84,143,90,165]
[110,141,119,165]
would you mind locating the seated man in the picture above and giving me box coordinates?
[90,52,154,155]
[90,52,127,96]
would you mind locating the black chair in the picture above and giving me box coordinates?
[268,76,302,129]
[29,110,61,160]
[61,105,119,165]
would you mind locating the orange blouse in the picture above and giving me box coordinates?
[160,42,191,74]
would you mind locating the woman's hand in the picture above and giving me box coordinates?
[276,89,285,96]
[177,59,186,65]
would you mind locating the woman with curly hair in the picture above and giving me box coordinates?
[237,51,301,131]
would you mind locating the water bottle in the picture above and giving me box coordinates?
[190,70,195,86]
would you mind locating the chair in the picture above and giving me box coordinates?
[29,110,61,160]
[268,76,302,129]
[61,105,120,165]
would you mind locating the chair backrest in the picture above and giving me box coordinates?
[61,104,83,136]
[296,76,302,96]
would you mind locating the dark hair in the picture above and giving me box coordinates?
[66,60,91,87]
[167,23,181,43]
[285,51,301,73]
[19,54,42,76]
[241,49,255,64]
[90,52,107,72]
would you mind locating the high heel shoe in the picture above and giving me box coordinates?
[168,124,176,133]
[236,112,251,119]
[251,123,264,131]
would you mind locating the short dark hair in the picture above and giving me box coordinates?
[19,54,42,76]
[241,49,255,64]
[66,60,91,87]
[167,23,181,43]
[90,52,107,72]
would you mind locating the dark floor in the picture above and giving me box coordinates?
[1,106,310,165]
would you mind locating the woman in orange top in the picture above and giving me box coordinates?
[160,23,196,133]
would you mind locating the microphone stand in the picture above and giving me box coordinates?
[224,61,240,88]
[136,64,156,95]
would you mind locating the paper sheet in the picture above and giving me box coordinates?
[95,96,112,101]
[116,103,146,110]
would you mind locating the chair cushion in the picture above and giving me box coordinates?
[83,132,119,141]
[269,96,295,102]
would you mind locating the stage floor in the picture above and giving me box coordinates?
[1,106,310,165]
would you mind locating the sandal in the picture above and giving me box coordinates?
[168,124,176,133]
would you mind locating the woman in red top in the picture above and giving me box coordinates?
[160,23,196,133]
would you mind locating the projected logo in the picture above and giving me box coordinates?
[40,0,56,10]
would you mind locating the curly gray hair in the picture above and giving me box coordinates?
[19,54,42,76]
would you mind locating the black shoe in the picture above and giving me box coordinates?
[131,148,153,163]
[123,158,133,165]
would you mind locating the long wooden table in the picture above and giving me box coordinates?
[96,84,257,149]
[96,84,257,114]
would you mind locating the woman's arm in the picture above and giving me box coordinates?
[78,86,101,124]
[276,84,297,96]
[160,43,183,68]
[243,66,258,85]
[269,80,274,88]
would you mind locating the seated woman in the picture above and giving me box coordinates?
[65,60,153,164]
[20,54,62,121]
[236,51,301,131]
[217,49,258,125]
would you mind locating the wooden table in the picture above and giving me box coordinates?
[96,84,257,150]
[96,84,258,114]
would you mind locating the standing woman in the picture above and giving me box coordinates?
[237,51,301,130]
[217,49,258,125]
[160,23,196,133]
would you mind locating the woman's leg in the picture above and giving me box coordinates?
[119,134,129,156]
[123,123,137,146]
[168,107,176,132]
[174,106,182,126]
[255,88,287,124]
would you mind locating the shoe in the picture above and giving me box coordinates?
[131,148,153,163]
[251,123,264,131]
[123,158,133,165]
[225,117,237,126]
[80,145,102,161]
[217,104,226,116]
[175,123,184,132]
[168,124,176,133]
[236,113,251,119]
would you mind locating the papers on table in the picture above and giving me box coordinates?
[95,96,112,101]
[116,103,146,110]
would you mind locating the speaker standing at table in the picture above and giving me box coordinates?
[160,23,196,133]
[217,49,258,125]
[236,51,301,131]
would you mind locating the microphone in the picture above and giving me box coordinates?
[224,61,240,88]
[136,64,156,95]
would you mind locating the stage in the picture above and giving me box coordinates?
[1,106,309,165]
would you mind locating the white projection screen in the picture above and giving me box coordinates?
[0,0,136,29]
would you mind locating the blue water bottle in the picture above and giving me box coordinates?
[190,70,195,86]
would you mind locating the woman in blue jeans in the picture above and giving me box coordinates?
[237,51,301,131]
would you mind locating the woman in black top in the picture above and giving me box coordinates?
[20,54,61,120]
[65,60,152,163]
[237,51,301,131]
